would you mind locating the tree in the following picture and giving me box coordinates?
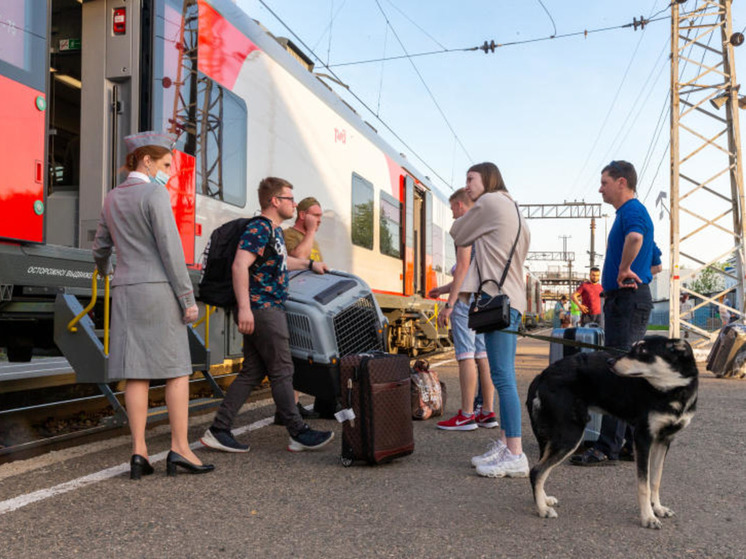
[689,264,726,295]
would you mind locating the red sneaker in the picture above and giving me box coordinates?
[437,410,478,431]
[475,410,499,429]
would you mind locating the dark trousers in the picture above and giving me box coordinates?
[594,284,652,458]
[212,307,305,437]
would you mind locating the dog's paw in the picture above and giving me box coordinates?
[545,495,558,507]
[641,516,663,529]
[653,505,675,518]
[538,507,558,519]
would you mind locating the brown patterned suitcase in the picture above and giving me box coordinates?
[340,353,414,466]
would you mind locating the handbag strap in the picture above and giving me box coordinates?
[475,200,522,294]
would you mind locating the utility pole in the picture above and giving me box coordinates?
[589,217,597,269]
[669,0,745,344]
[559,235,573,296]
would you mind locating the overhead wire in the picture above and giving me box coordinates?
[372,0,473,164]
[328,15,670,67]
[568,0,670,199]
[255,0,456,190]
[536,0,557,37]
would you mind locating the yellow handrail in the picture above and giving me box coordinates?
[67,271,111,356]
[67,270,99,333]
[192,304,213,349]
[103,274,110,355]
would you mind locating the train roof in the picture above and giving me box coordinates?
[211,0,451,204]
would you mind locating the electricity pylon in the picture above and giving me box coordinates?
[669,0,745,344]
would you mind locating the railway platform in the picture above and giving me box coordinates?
[0,335,744,559]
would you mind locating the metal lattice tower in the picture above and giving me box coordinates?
[670,0,745,344]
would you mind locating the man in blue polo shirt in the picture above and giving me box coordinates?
[571,160,655,466]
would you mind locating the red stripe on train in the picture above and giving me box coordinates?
[198,0,261,90]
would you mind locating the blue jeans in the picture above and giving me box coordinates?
[594,284,653,458]
[483,308,522,438]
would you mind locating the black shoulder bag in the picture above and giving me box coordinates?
[467,202,522,334]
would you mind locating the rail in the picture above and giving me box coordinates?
[192,304,214,349]
[66,270,110,355]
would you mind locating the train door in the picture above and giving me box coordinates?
[401,174,433,297]
[403,175,415,295]
[0,1,48,243]
[46,0,83,247]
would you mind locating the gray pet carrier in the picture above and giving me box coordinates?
[285,270,386,402]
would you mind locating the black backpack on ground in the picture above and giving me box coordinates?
[197,216,275,308]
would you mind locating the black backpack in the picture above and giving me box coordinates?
[197,216,276,308]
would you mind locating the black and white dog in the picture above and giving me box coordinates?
[526,336,698,529]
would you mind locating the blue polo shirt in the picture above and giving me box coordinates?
[602,198,655,291]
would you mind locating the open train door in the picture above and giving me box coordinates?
[0,1,48,243]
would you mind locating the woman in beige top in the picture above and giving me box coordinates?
[449,162,531,479]
[93,131,213,479]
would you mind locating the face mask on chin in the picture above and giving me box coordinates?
[151,170,170,186]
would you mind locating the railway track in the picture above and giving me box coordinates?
[0,348,454,464]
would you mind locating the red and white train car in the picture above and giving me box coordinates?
[0,0,456,363]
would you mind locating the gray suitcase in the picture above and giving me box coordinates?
[550,325,605,441]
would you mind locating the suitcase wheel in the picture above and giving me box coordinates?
[340,455,353,467]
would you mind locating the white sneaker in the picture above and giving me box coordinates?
[471,439,507,468]
[476,451,529,478]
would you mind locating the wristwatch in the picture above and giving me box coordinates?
[444,302,452,309]
[308,259,314,270]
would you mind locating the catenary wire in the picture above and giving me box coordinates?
[328,15,669,67]
[536,0,557,37]
[372,0,473,163]
[255,0,456,190]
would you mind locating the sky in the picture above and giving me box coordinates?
[234,0,746,280]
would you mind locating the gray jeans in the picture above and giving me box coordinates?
[212,307,305,436]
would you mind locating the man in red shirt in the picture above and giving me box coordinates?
[572,267,603,326]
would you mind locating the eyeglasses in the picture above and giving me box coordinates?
[607,160,622,172]
[275,196,295,203]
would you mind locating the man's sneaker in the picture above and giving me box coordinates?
[476,451,529,478]
[200,426,250,453]
[475,410,499,429]
[287,425,335,452]
[471,439,507,468]
[436,410,478,431]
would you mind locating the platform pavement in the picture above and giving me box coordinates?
[0,334,744,559]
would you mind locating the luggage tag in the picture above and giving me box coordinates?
[335,407,356,424]
[338,377,356,426]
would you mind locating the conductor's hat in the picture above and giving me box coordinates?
[124,131,176,153]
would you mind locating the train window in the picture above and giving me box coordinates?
[379,191,401,258]
[445,241,456,277]
[0,0,47,92]
[351,173,374,250]
[193,82,247,207]
[150,0,247,207]
[432,224,443,272]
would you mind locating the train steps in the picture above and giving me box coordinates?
[52,292,224,427]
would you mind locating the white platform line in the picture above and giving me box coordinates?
[0,416,272,516]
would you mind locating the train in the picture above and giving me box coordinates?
[0,0,541,374]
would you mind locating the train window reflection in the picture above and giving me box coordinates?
[151,0,247,207]
[445,241,456,277]
[380,191,401,258]
[351,173,374,250]
[432,223,443,272]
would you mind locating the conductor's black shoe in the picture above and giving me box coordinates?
[130,454,155,480]
[166,451,215,476]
